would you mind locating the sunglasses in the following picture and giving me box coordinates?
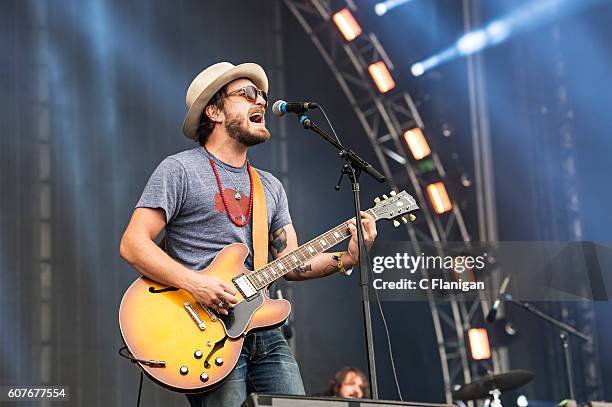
[225,85,268,105]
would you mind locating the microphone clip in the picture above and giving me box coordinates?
[334,164,352,191]
[298,115,312,129]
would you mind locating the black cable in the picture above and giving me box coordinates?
[118,347,153,406]
[316,105,342,145]
[137,371,143,407]
[373,283,403,401]
[119,346,166,367]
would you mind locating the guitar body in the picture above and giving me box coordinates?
[119,243,291,393]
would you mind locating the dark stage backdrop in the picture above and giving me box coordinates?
[1,0,290,405]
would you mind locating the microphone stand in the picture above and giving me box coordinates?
[502,294,591,400]
[298,114,386,399]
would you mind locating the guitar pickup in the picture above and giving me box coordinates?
[232,274,258,301]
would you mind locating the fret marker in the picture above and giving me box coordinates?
[278,263,285,269]
[307,246,314,253]
[291,255,298,262]
[319,239,327,246]
[334,232,340,238]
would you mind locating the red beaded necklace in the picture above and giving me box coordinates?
[209,157,253,227]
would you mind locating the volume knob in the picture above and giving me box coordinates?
[200,373,209,382]
[214,357,224,366]
[179,366,189,375]
[194,350,203,359]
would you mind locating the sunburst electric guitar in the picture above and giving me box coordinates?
[119,190,418,393]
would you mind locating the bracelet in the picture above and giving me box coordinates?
[332,252,350,277]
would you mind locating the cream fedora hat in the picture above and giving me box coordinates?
[182,62,268,139]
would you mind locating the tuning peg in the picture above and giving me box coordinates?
[383,194,389,200]
[392,219,400,228]
[374,197,381,203]
[401,217,408,224]
[390,190,397,196]
[409,214,416,222]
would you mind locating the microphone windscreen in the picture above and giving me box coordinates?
[272,100,286,116]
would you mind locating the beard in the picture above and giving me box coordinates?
[224,111,270,147]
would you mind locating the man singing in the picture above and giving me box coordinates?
[120,62,377,406]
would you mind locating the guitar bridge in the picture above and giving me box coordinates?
[232,274,258,301]
[184,301,207,330]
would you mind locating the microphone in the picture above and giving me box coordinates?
[486,276,511,323]
[272,100,318,117]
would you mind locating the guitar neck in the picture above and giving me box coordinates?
[248,209,378,290]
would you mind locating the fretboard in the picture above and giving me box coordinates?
[247,209,377,290]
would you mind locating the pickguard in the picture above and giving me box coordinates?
[218,291,264,338]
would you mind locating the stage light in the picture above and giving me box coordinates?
[374,0,413,16]
[410,0,599,75]
[411,63,424,77]
[403,128,431,160]
[467,328,491,360]
[332,9,362,42]
[410,49,455,77]
[368,61,395,93]
[460,173,472,188]
[517,395,529,407]
[374,3,388,16]
[426,182,452,214]
[457,30,488,55]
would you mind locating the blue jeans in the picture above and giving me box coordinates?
[186,328,305,407]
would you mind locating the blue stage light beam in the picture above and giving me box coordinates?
[410,0,601,76]
[457,30,488,55]
[375,0,414,16]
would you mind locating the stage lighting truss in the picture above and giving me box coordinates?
[284,0,497,402]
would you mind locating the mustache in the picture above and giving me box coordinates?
[249,107,266,115]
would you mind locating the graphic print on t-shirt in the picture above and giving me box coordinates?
[214,188,250,223]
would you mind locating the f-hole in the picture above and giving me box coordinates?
[149,286,179,294]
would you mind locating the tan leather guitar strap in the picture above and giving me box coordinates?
[250,167,268,270]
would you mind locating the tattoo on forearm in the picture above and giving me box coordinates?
[322,264,338,277]
[294,264,312,276]
[269,227,287,257]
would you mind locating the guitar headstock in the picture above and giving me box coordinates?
[371,190,419,227]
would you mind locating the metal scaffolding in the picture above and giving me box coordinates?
[284,0,495,402]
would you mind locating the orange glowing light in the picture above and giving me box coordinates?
[404,128,431,160]
[332,9,362,42]
[368,61,395,93]
[426,182,452,214]
[468,328,491,360]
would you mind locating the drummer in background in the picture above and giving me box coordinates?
[326,367,370,399]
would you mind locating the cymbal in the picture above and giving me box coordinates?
[452,370,535,400]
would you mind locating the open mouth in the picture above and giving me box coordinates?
[249,111,265,125]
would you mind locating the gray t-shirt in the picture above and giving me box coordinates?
[136,147,291,271]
